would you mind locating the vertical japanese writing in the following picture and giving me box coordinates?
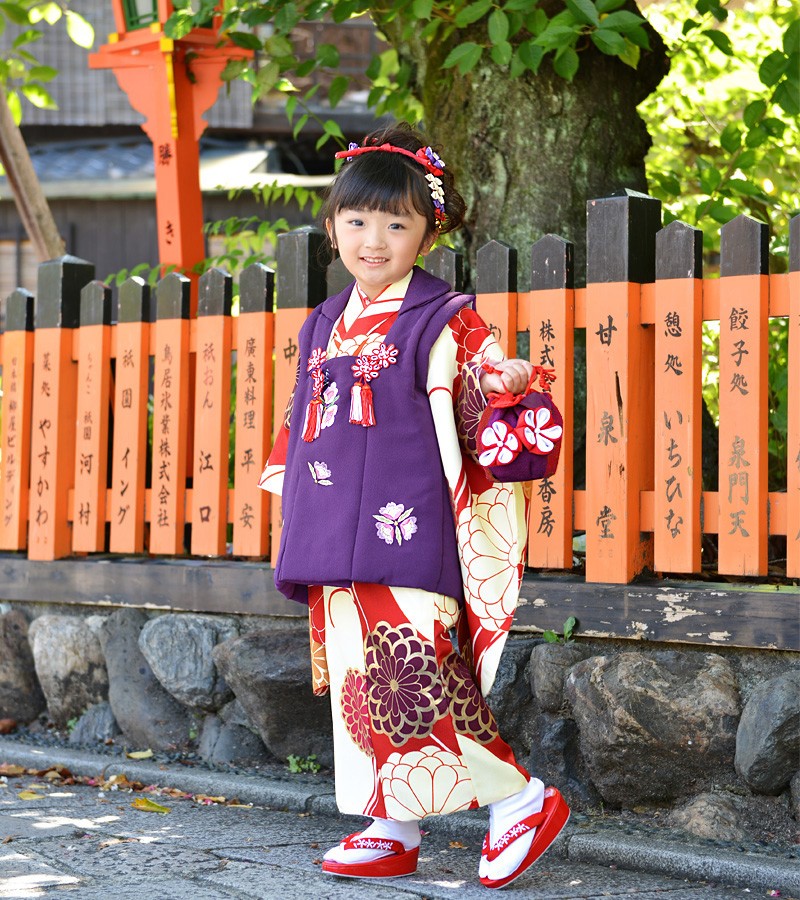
[2,357,19,529]
[661,306,688,541]
[240,336,258,527]
[157,343,172,527]
[727,435,751,537]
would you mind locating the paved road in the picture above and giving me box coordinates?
[1,741,799,899]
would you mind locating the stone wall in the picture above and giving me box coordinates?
[1,601,798,842]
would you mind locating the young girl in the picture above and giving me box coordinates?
[258,122,568,889]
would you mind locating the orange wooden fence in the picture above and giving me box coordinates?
[1,195,798,587]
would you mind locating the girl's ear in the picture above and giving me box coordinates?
[325,218,337,249]
[419,230,437,257]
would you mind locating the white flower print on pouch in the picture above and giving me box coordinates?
[308,461,333,485]
[374,502,417,546]
[320,381,339,430]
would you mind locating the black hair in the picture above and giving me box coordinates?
[320,122,466,244]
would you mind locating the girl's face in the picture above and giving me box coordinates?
[327,206,435,301]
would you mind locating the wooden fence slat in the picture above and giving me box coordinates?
[585,192,660,583]
[110,277,150,553]
[475,240,518,357]
[271,229,330,562]
[527,234,574,569]
[653,221,703,573]
[424,245,464,291]
[72,281,112,552]
[27,257,94,560]
[149,273,191,555]
[233,264,275,556]
[0,290,34,550]
[717,215,769,576]
[788,215,800,577]
[191,269,232,555]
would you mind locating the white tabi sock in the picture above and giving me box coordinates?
[479,777,544,880]
[323,817,421,864]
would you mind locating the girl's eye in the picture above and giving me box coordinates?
[388,223,405,230]
[347,219,364,227]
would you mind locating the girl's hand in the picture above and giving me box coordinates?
[479,358,534,397]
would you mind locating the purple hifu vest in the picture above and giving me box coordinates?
[275,267,474,604]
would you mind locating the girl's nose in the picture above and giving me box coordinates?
[363,226,386,248]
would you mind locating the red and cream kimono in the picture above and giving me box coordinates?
[259,268,531,820]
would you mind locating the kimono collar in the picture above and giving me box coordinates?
[318,266,455,325]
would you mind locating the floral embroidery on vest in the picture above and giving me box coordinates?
[374,502,417,545]
[307,460,333,485]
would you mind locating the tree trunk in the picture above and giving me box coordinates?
[0,83,65,262]
[378,5,668,285]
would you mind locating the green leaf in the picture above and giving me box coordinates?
[505,0,535,8]
[565,0,599,26]
[542,630,559,643]
[707,200,737,224]
[295,59,315,77]
[617,38,640,69]
[773,77,800,117]
[591,28,626,55]
[21,82,56,109]
[28,65,57,82]
[509,50,526,78]
[230,31,262,50]
[12,29,42,49]
[727,178,768,201]
[490,40,512,66]
[256,61,280,94]
[30,2,62,25]
[681,18,699,36]
[488,9,509,44]
[702,29,733,56]
[412,0,432,18]
[598,10,645,32]
[323,118,344,139]
[315,132,332,151]
[759,50,788,86]
[784,18,800,56]
[442,41,483,74]
[553,46,579,80]
[316,43,340,68]
[65,9,94,49]
[698,161,721,193]
[596,0,626,10]
[742,99,766,128]
[524,8,547,34]
[265,34,293,57]
[293,113,309,139]
[625,26,650,50]
[454,0,492,27]
[285,94,297,122]
[328,74,349,108]
[735,149,757,170]
[534,24,580,50]
[0,1,29,25]
[6,89,21,125]
[719,122,741,153]
[275,2,300,31]
[744,124,768,148]
[518,39,544,71]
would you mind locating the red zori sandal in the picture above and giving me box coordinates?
[480,786,570,890]
[321,832,420,879]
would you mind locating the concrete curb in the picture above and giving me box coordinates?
[2,738,798,895]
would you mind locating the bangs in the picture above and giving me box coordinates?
[326,152,434,225]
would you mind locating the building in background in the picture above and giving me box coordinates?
[0,0,383,296]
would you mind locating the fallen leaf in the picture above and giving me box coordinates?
[449,840,467,849]
[227,802,254,808]
[131,797,170,814]
[0,719,17,734]
[98,838,139,849]
[194,795,226,805]
[0,765,25,776]
[17,791,45,800]
[36,766,72,779]
[126,749,153,760]
[2,836,14,844]
[25,783,50,790]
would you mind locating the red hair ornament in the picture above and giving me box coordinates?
[476,363,563,482]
